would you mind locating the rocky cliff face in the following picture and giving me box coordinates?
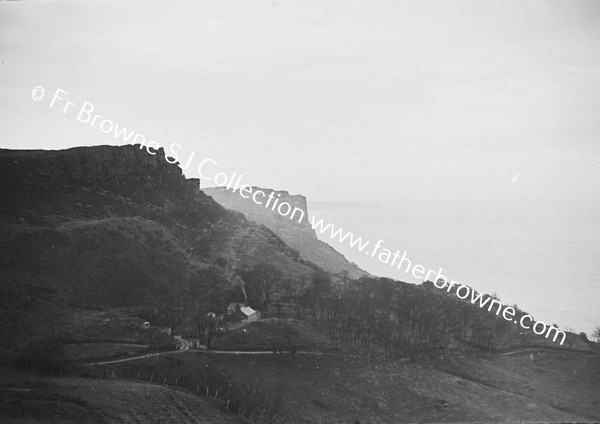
[0,145,205,225]
[204,186,369,279]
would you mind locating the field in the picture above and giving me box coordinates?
[82,345,599,424]
[0,367,238,424]
[60,342,150,361]
[4,308,598,424]
[212,318,360,353]
[431,349,600,420]
[18,313,592,424]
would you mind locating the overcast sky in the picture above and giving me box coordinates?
[2,0,600,205]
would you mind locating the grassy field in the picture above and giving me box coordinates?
[212,318,361,353]
[16,307,172,356]
[5,313,598,424]
[84,346,596,424]
[201,353,593,423]
[0,367,239,424]
[431,349,600,421]
[60,342,151,361]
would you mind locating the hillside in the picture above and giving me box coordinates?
[2,144,598,424]
[0,367,238,424]
[204,186,368,279]
[0,145,322,348]
[81,342,599,424]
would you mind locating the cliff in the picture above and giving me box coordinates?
[203,186,369,279]
[0,145,321,346]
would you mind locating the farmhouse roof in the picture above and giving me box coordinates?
[240,306,257,317]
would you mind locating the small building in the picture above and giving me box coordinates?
[240,306,260,322]
[228,303,261,322]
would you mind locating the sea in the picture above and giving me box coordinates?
[309,197,600,336]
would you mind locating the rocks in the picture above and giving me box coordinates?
[204,186,369,279]
[0,145,183,192]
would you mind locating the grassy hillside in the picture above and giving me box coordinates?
[0,145,322,349]
[0,367,238,424]
[2,144,596,424]
[431,349,600,421]
[211,318,353,353]
[83,345,598,424]
[204,186,368,279]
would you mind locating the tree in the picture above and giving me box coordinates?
[190,264,235,347]
[592,326,600,343]
[281,278,309,319]
[159,301,188,343]
[304,272,332,326]
[241,263,282,308]
[151,277,192,343]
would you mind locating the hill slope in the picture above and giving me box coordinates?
[0,145,322,348]
[204,186,368,279]
[0,368,238,424]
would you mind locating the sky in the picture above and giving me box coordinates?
[2,0,600,331]
[2,0,600,204]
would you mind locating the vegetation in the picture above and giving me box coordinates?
[0,366,239,424]
[592,326,600,343]
[2,145,598,424]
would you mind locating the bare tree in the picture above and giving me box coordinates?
[264,386,293,424]
[282,277,309,319]
[592,326,600,343]
[242,263,282,308]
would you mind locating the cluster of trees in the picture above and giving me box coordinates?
[240,263,283,308]
[145,260,579,355]
[278,274,522,355]
[140,262,244,347]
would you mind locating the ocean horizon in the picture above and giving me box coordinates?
[309,197,600,336]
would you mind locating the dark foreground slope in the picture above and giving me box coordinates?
[79,335,599,424]
[0,367,238,424]
[204,186,368,279]
[0,145,321,349]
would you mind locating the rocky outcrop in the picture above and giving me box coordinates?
[0,145,183,189]
[204,186,369,279]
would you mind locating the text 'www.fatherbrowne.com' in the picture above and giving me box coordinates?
[33,85,566,345]
[308,215,566,345]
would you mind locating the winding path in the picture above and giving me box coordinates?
[85,337,596,366]
[85,336,190,366]
[498,345,598,357]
